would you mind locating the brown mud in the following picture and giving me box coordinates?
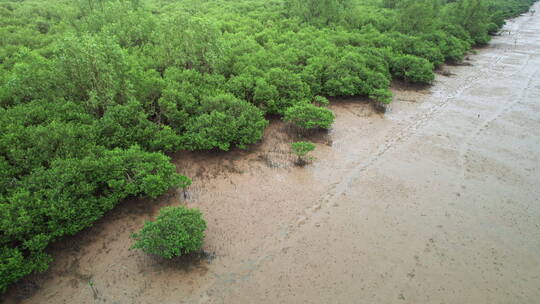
[4,4,540,303]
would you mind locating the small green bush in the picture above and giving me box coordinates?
[291,141,315,157]
[132,206,207,258]
[291,141,316,166]
[284,102,335,130]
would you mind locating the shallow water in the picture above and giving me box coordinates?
[4,4,540,303]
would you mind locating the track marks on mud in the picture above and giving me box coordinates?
[290,54,508,237]
[458,67,538,185]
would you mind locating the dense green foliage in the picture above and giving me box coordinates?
[0,0,536,292]
[284,102,335,130]
[132,206,207,258]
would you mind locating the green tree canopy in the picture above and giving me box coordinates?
[132,206,207,258]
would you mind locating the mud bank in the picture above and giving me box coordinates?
[4,4,540,303]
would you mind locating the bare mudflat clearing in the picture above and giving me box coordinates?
[4,3,540,303]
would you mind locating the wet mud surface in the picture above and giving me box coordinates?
[4,4,540,303]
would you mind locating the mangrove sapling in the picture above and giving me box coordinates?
[88,280,99,300]
[291,141,316,166]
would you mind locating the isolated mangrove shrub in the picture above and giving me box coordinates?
[132,206,207,258]
[291,141,316,157]
[284,102,335,130]
[390,55,435,84]
[291,141,316,166]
